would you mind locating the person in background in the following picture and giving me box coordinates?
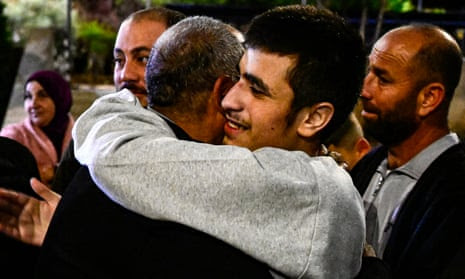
[0,70,73,185]
[326,112,372,170]
[51,7,185,193]
[352,23,465,278]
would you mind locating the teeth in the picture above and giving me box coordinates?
[227,121,240,129]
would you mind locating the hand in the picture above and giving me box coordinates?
[0,178,61,246]
[363,243,377,257]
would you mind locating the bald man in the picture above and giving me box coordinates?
[353,23,465,278]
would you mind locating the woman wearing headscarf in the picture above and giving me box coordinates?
[0,70,73,185]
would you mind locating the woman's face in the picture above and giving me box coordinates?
[24,81,56,127]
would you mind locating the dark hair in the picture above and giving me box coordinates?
[125,7,185,28]
[245,5,366,140]
[407,24,463,102]
[146,16,243,115]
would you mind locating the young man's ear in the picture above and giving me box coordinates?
[296,102,334,138]
[354,137,372,161]
[212,76,236,107]
[417,82,446,117]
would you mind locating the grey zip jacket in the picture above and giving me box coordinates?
[73,89,365,279]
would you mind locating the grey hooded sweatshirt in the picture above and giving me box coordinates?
[73,89,365,279]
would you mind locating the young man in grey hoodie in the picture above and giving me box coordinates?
[0,6,366,278]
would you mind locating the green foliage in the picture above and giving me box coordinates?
[141,0,417,12]
[3,0,66,43]
[387,0,414,12]
[76,20,116,55]
[0,1,12,47]
[145,0,296,6]
[4,0,66,28]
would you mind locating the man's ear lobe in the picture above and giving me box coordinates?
[213,76,236,105]
[296,102,334,138]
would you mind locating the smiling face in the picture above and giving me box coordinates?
[360,30,425,146]
[113,19,166,107]
[24,80,56,128]
[221,48,306,151]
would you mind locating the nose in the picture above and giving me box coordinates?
[221,81,243,112]
[30,94,40,106]
[360,72,374,100]
[116,60,138,84]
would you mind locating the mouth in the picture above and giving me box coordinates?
[29,110,41,118]
[360,100,379,119]
[121,86,148,106]
[126,88,147,96]
[361,107,379,121]
[224,115,248,135]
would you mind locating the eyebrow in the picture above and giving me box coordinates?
[243,72,271,96]
[114,46,152,56]
[371,65,389,77]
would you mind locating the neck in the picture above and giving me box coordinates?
[386,125,449,169]
[156,107,223,144]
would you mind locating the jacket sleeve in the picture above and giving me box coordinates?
[73,90,366,279]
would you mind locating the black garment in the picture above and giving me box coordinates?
[51,140,80,194]
[351,142,465,279]
[0,136,41,278]
[36,121,272,279]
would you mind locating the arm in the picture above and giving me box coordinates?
[0,178,61,246]
[73,90,365,278]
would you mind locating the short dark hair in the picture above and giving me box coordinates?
[245,5,366,140]
[146,16,243,115]
[407,24,463,102]
[125,7,185,28]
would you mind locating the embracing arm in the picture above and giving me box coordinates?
[73,90,365,278]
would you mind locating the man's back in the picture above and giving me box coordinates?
[36,166,273,278]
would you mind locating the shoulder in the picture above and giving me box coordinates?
[0,121,29,142]
[425,142,465,176]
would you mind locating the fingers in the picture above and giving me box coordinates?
[363,243,377,257]
[0,188,26,215]
[30,178,62,206]
[0,191,21,238]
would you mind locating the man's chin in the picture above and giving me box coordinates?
[132,92,148,107]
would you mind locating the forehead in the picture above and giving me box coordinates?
[369,30,423,68]
[242,48,295,95]
[26,80,45,91]
[114,19,167,51]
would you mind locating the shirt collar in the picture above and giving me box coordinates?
[395,132,459,179]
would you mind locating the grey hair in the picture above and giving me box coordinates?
[146,16,244,114]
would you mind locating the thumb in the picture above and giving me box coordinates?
[30,178,62,205]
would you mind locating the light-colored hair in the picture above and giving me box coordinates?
[146,16,244,115]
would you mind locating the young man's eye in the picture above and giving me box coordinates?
[134,55,149,65]
[139,56,149,64]
[250,86,265,96]
[378,76,390,84]
[113,58,124,67]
